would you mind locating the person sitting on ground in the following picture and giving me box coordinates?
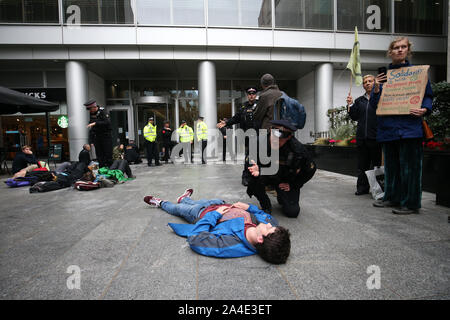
[108,159,135,179]
[12,145,37,174]
[78,144,91,166]
[112,143,125,161]
[124,140,142,164]
[143,188,290,264]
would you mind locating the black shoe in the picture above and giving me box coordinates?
[373,200,399,208]
[355,190,369,195]
[155,163,161,166]
[392,207,419,215]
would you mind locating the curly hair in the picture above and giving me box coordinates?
[255,226,291,264]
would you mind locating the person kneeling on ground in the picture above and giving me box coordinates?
[143,188,290,264]
[247,120,316,218]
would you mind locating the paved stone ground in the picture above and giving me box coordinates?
[0,162,449,300]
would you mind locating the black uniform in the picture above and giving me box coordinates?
[247,136,316,218]
[225,99,259,183]
[88,107,113,168]
[161,127,173,163]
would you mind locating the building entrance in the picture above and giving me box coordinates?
[135,96,173,152]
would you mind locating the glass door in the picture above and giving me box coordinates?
[109,109,129,146]
[136,103,169,151]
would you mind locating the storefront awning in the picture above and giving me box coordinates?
[0,86,59,114]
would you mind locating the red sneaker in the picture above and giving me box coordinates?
[177,188,193,203]
[143,195,162,207]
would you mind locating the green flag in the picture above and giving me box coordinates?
[346,26,362,86]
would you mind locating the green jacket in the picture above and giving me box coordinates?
[98,167,128,182]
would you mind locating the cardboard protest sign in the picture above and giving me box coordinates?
[376,65,429,115]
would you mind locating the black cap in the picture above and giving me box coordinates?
[83,99,97,108]
[246,87,257,94]
[198,116,204,120]
[180,119,186,124]
[269,120,297,132]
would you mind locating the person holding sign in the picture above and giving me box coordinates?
[370,37,433,215]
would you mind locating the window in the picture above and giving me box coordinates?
[208,0,272,28]
[275,0,332,30]
[337,0,390,32]
[63,0,134,24]
[136,0,204,25]
[0,0,59,23]
[394,0,444,35]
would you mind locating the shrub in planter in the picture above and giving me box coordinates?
[428,81,450,141]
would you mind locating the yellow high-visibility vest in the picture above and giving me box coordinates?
[143,123,157,142]
[196,121,208,141]
[177,125,193,143]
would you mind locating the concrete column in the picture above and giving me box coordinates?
[314,63,333,134]
[198,61,217,159]
[65,61,89,161]
[198,61,217,131]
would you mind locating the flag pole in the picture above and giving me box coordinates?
[349,73,353,96]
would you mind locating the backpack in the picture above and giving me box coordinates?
[74,180,101,191]
[273,91,306,129]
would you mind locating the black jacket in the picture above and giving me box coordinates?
[226,100,259,131]
[348,95,378,141]
[261,137,316,190]
[78,149,91,166]
[161,127,173,144]
[89,107,112,143]
[12,152,37,174]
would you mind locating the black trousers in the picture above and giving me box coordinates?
[145,141,159,165]
[356,139,382,193]
[162,142,173,162]
[110,159,132,177]
[247,164,316,218]
[94,135,113,168]
[222,138,227,161]
[200,139,207,164]
[30,162,87,192]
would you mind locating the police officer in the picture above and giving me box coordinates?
[196,116,208,164]
[143,117,160,166]
[177,120,194,163]
[247,120,316,218]
[217,87,258,185]
[84,99,113,168]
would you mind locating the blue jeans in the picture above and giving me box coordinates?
[161,197,225,224]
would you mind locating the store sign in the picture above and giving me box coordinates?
[12,88,66,102]
[366,5,381,30]
[58,115,69,128]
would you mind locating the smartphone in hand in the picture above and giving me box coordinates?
[377,67,387,83]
